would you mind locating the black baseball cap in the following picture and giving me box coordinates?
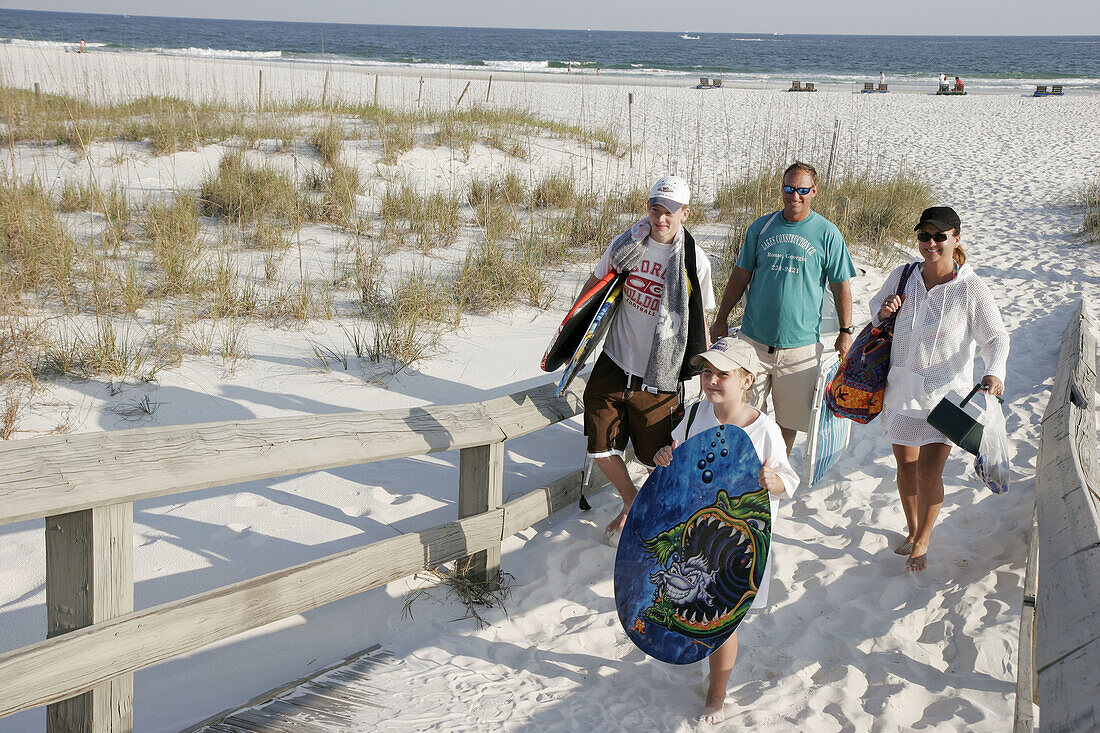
[914,206,961,232]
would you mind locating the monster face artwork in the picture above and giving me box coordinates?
[642,488,771,638]
[614,425,772,665]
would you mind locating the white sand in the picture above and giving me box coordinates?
[1,46,1099,731]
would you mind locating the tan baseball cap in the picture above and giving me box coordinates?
[690,337,761,374]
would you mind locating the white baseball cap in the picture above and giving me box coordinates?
[648,175,690,213]
[690,337,761,375]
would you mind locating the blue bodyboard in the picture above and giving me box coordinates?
[614,427,771,665]
[803,355,851,488]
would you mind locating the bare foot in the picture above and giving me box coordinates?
[894,538,914,555]
[696,704,725,724]
[604,508,628,536]
[906,553,927,572]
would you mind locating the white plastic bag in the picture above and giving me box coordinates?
[974,392,1012,494]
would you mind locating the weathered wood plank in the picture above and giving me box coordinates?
[179,646,384,733]
[0,510,505,718]
[479,380,585,440]
[1034,299,1099,733]
[0,378,587,527]
[458,443,505,586]
[45,505,134,733]
[1012,513,1038,733]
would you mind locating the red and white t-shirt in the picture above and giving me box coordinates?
[594,234,714,377]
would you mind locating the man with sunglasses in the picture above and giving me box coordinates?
[710,161,857,454]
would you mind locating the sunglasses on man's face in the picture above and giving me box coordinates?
[916,231,953,243]
[782,185,813,195]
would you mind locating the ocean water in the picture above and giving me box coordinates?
[1,8,1098,93]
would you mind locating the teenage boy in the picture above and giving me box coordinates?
[581,175,715,544]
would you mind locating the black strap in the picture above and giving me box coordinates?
[684,401,702,437]
[897,262,919,296]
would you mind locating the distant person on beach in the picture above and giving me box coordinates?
[871,206,1008,572]
[79,38,86,53]
[710,161,857,455]
[879,71,886,86]
[955,76,964,91]
[581,175,715,546]
[653,337,798,724]
[939,72,947,86]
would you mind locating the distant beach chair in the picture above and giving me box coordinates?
[953,83,964,92]
[790,81,802,91]
[1034,85,1048,95]
[805,82,816,92]
[699,77,710,87]
[938,83,950,93]
[1051,84,1064,95]
[877,83,888,92]
[864,82,874,91]
[712,78,723,88]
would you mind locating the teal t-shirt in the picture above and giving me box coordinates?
[736,211,857,349]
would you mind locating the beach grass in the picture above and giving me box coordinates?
[199,150,304,224]
[1081,175,1100,241]
[713,166,933,267]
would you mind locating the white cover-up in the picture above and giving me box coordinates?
[869,261,1010,446]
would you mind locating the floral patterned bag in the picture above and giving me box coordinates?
[825,263,918,423]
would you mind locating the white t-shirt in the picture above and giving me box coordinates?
[593,231,715,377]
[671,399,799,608]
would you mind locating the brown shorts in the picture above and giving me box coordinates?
[583,353,680,467]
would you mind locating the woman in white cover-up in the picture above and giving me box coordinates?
[870,206,1009,572]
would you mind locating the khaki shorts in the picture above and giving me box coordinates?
[583,353,680,467]
[738,333,823,433]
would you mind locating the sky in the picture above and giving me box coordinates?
[3,0,1099,36]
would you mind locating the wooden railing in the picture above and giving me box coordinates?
[1019,300,1098,732]
[0,378,607,732]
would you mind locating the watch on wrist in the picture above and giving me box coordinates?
[839,326,855,334]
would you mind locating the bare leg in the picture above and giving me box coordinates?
[594,455,637,535]
[907,443,951,571]
[699,632,738,723]
[891,444,919,554]
[779,426,797,457]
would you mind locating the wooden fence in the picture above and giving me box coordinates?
[0,378,606,732]
[1017,300,1098,731]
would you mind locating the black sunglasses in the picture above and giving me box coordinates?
[782,185,813,195]
[917,231,953,243]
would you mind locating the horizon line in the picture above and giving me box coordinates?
[2,7,1099,38]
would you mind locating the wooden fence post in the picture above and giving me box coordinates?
[258,70,263,114]
[628,92,634,167]
[458,443,504,587]
[454,81,471,109]
[34,82,41,102]
[486,75,492,102]
[45,504,134,732]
